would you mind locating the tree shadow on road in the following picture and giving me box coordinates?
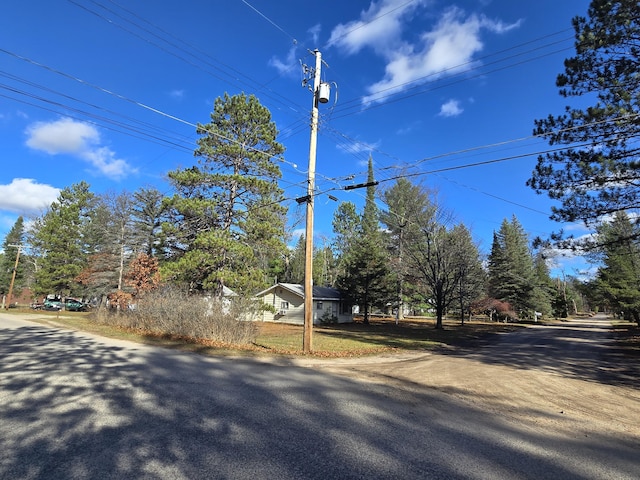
[1,322,638,479]
[443,318,640,388]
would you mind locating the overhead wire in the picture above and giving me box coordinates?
[4,3,617,222]
[70,0,307,120]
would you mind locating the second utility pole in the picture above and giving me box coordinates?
[303,49,322,353]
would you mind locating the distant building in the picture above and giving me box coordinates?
[255,283,353,325]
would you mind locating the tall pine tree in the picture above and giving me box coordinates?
[529,0,640,230]
[594,212,640,322]
[164,93,287,295]
[336,156,392,323]
[29,182,96,297]
[488,216,537,318]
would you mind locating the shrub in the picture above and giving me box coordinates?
[94,286,258,344]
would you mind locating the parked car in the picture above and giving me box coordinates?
[43,299,63,311]
[64,299,87,312]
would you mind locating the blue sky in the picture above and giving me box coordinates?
[0,0,592,276]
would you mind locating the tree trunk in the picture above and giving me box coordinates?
[363,278,370,325]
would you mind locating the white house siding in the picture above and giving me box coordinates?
[260,286,305,324]
[255,283,353,325]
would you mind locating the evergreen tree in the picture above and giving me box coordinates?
[529,0,640,231]
[594,212,640,322]
[331,201,360,270]
[532,251,554,318]
[131,187,167,257]
[450,224,486,324]
[29,182,96,296]
[164,93,287,295]
[336,157,392,323]
[0,216,25,297]
[284,235,306,284]
[488,216,537,318]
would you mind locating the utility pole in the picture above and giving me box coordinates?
[5,244,22,309]
[303,49,324,353]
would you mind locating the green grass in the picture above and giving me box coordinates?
[5,309,524,357]
[6,308,640,359]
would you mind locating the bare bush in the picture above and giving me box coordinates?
[94,287,258,344]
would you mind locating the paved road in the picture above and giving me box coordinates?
[1,313,638,479]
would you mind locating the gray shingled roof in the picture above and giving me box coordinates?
[256,283,342,300]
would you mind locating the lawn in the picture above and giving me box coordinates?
[7,309,523,357]
[254,317,523,356]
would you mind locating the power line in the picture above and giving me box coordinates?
[71,0,307,122]
[239,0,298,45]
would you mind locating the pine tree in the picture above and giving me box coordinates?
[488,216,537,318]
[336,157,392,323]
[164,93,286,295]
[284,235,306,284]
[532,251,554,318]
[450,224,486,324]
[594,212,640,322]
[331,201,360,272]
[75,191,139,301]
[29,182,96,297]
[131,187,167,257]
[529,0,640,231]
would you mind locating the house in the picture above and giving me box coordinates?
[255,283,353,325]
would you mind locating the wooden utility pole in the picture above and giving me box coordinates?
[303,50,323,353]
[6,244,22,309]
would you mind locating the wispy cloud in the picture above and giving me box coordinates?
[25,117,137,180]
[0,178,59,214]
[269,45,299,76]
[169,89,185,99]
[269,24,323,76]
[328,1,521,104]
[439,98,463,117]
[336,137,381,165]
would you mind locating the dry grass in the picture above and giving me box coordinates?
[5,309,532,358]
[252,316,523,357]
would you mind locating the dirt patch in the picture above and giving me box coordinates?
[294,316,640,442]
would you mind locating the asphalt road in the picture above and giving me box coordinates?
[1,313,638,479]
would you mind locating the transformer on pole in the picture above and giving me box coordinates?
[302,49,329,353]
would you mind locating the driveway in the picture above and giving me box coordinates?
[1,313,638,479]
[300,314,640,440]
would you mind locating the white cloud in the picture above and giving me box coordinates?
[336,138,381,164]
[308,24,321,45]
[0,178,59,214]
[169,89,185,99]
[26,117,99,155]
[328,0,426,55]
[328,2,521,105]
[25,117,137,180]
[269,45,299,76]
[439,99,463,117]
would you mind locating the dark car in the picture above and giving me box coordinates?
[65,299,87,312]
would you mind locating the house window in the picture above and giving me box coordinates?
[280,301,289,310]
[317,301,323,310]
